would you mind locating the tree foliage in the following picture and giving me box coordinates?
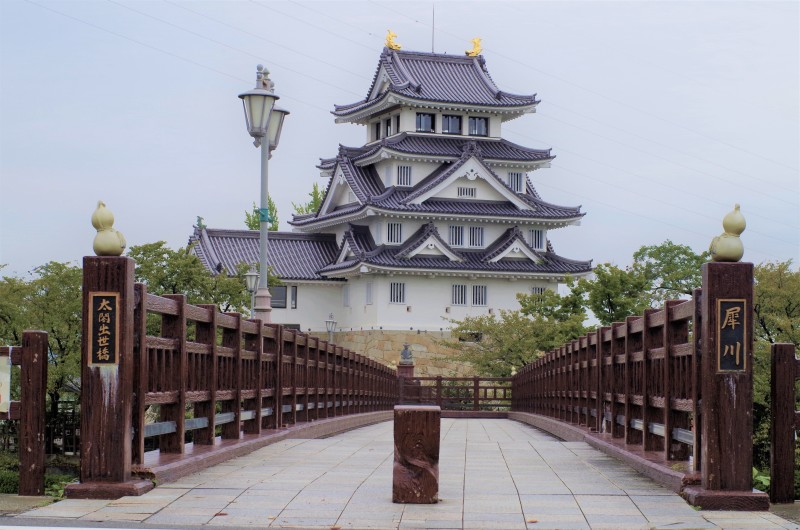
[245,198,279,231]
[0,262,82,414]
[632,240,709,304]
[292,182,325,215]
[443,289,587,377]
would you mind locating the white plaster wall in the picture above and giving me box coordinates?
[435,175,507,201]
[372,159,440,188]
[270,282,343,331]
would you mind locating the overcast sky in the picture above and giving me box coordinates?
[1,1,797,279]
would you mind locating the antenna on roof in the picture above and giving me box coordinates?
[431,3,435,53]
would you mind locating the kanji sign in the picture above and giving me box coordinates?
[88,292,119,366]
[717,298,747,372]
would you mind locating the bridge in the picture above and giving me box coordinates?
[16,419,796,529]
[4,254,799,529]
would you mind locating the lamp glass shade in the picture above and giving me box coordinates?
[325,313,336,333]
[244,269,259,293]
[239,90,278,138]
[268,107,289,150]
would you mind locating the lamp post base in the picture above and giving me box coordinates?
[253,287,272,323]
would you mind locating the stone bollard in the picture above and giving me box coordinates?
[392,405,440,503]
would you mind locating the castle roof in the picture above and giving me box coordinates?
[319,223,591,278]
[333,48,539,120]
[189,227,341,281]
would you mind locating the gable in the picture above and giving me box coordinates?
[318,167,362,217]
[488,239,543,264]
[406,156,532,210]
[368,66,391,101]
[403,234,463,262]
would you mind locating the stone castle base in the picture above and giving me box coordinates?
[311,329,474,377]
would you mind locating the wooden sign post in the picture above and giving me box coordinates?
[682,261,768,510]
[66,256,153,499]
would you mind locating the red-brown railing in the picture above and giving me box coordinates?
[132,287,399,464]
[512,293,699,465]
[399,376,513,411]
[770,343,798,503]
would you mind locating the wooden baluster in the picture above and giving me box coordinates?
[162,294,187,453]
[195,305,218,444]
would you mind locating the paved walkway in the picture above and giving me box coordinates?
[18,420,799,529]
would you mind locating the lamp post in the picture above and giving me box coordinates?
[325,313,337,345]
[238,64,289,323]
[244,268,259,317]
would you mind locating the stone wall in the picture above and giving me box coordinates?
[311,330,474,377]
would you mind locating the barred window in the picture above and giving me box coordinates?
[397,165,412,186]
[290,286,298,309]
[389,282,406,304]
[387,222,403,244]
[469,226,484,247]
[373,122,381,141]
[449,225,464,247]
[472,285,487,306]
[385,118,392,136]
[531,286,547,295]
[457,186,476,198]
[451,284,467,305]
[508,172,524,192]
[529,229,545,249]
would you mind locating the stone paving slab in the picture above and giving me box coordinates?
[15,419,800,529]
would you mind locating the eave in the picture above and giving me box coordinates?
[333,92,538,125]
[322,263,590,282]
[352,143,554,170]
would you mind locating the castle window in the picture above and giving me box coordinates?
[472,285,488,306]
[469,116,488,136]
[451,284,467,306]
[387,222,403,244]
[469,226,484,247]
[531,286,547,295]
[508,172,524,192]
[290,286,298,309]
[397,165,412,186]
[366,282,373,305]
[272,286,287,309]
[395,115,400,133]
[374,122,381,141]
[442,115,462,135]
[448,225,464,247]
[416,113,435,133]
[529,229,545,250]
[385,118,392,136]
[457,186,476,198]
[389,282,406,304]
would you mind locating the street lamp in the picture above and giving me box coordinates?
[244,268,259,316]
[325,313,337,345]
[238,64,289,323]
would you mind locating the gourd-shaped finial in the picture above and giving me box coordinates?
[709,204,745,262]
[92,201,127,256]
[385,29,401,50]
[466,37,482,57]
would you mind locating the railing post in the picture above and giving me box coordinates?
[684,261,768,509]
[19,331,47,496]
[161,294,187,453]
[770,343,797,504]
[473,376,479,411]
[68,256,152,499]
[195,306,218,444]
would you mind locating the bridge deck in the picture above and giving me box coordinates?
[19,420,796,529]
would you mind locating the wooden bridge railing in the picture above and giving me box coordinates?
[770,343,798,504]
[72,256,399,498]
[512,294,699,464]
[399,376,512,411]
[511,262,764,509]
[0,331,47,496]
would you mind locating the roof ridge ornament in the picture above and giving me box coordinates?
[465,37,482,57]
[386,30,402,50]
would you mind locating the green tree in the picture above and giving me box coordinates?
[632,240,709,304]
[292,182,325,215]
[574,263,651,325]
[443,290,586,377]
[0,262,82,418]
[245,198,279,231]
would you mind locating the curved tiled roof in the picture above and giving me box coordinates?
[189,227,341,281]
[334,48,539,117]
[394,222,464,260]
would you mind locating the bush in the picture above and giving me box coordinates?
[0,451,19,472]
[45,473,76,498]
[0,470,19,494]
